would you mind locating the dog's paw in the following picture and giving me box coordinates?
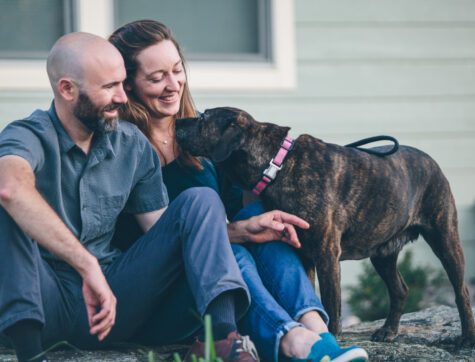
[459,332,475,348]
[371,327,398,342]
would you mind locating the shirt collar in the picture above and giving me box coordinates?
[48,102,76,153]
[47,101,116,160]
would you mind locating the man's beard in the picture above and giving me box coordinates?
[73,91,121,133]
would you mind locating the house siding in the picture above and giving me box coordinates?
[0,0,474,286]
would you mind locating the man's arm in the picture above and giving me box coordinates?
[0,155,116,341]
[227,210,310,248]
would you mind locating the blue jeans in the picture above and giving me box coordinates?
[232,202,329,362]
[0,188,250,349]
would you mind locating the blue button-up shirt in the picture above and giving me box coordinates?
[0,103,168,262]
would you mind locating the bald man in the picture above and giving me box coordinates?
[0,32,252,361]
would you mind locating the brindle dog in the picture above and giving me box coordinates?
[175,107,475,346]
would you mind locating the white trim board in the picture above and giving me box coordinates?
[0,0,295,91]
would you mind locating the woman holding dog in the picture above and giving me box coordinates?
[109,20,367,362]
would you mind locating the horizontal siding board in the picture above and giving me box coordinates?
[0,92,51,129]
[296,63,475,98]
[296,0,475,23]
[194,98,475,135]
[297,27,475,61]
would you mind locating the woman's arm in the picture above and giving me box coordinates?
[227,210,310,248]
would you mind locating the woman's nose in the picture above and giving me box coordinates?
[166,74,182,90]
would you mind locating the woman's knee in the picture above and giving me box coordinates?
[231,244,257,270]
[232,201,265,222]
[250,241,300,265]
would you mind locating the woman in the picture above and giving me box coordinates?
[109,20,368,362]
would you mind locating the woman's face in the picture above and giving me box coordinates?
[131,40,186,119]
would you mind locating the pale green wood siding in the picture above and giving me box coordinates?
[0,0,473,286]
[194,0,475,285]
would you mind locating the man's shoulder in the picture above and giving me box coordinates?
[1,109,54,137]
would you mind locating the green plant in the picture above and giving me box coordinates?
[171,314,223,362]
[347,250,448,321]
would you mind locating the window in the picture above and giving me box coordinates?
[115,0,270,62]
[0,0,73,59]
[0,0,295,91]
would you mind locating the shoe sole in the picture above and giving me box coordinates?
[331,348,368,362]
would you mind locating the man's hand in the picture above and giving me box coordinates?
[0,155,117,341]
[228,210,310,248]
[81,264,117,341]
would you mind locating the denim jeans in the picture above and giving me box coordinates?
[233,202,329,362]
[0,188,249,349]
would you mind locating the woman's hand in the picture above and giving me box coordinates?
[228,210,310,248]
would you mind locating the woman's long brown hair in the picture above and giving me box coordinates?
[109,19,201,169]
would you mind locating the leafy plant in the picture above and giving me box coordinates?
[347,250,448,321]
[170,314,223,362]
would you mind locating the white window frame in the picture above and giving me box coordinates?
[0,0,295,91]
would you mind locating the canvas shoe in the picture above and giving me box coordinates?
[290,332,368,362]
[184,331,260,362]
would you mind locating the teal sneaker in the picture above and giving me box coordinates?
[290,332,368,362]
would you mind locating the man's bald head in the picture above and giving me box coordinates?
[46,32,123,94]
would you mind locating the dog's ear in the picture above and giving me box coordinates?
[210,124,244,163]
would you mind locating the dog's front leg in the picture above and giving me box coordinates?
[314,233,342,335]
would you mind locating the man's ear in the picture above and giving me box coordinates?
[210,125,244,163]
[57,78,77,101]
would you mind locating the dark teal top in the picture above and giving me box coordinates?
[162,158,243,219]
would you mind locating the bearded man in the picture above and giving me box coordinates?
[0,31,311,362]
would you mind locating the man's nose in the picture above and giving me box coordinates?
[114,84,128,104]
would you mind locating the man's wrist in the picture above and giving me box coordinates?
[74,252,100,278]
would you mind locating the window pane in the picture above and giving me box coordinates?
[0,0,69,59]
[115,0,268,61]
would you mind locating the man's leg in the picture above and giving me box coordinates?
[70,188,250,348]
[0,207,80,361]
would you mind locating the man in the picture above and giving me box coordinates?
[0,32,309,362]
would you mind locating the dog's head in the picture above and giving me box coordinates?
[176,107,253,163]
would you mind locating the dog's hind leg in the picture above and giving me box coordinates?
[370,252,408,342]
[422,201,475,347]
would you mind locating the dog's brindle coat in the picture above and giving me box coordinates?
[175,107,475,346]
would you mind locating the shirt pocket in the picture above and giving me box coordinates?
[99,194,127,232]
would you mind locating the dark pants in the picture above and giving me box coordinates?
[0,187,249,349]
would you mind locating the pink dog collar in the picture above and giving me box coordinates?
[252,135,294,195]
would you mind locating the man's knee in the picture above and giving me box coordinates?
[175,187,224,212]
[177,187,220,202]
